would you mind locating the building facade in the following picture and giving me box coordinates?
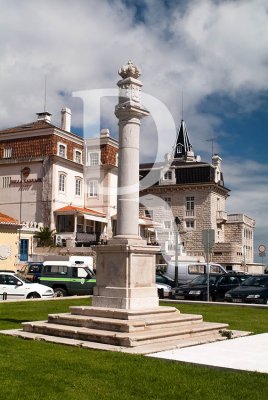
[139,120,255,270]
[0,109,105,260]
[0,107,256,269]
[0,212,21,270]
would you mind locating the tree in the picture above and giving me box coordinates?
[34,227,55,247]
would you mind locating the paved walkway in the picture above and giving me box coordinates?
[147,333,268,374]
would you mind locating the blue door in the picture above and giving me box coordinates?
[20,239,29,262]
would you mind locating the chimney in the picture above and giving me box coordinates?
[61,107,71,132]
[36,111,51,123]
[100,128,110,137]
[212,154,222,169]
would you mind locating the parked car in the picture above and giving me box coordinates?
[172,273,249,302]
[0,272,54,300]
[225,275,268,304]
[39,261,96,297]
[157,283,172,299]
[156,273,175,288]
[19,262,44,281]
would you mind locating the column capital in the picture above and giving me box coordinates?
[115,103,149,121]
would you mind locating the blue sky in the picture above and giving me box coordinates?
[0,0,267,260]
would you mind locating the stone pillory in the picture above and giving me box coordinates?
[114,60,149,240]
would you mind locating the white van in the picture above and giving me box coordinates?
[164,262,227,284]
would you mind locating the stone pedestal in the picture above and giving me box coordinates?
[92,239,159,309]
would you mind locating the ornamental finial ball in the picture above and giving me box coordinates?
[118,60,141,79]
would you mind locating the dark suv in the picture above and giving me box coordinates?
[172,273,250,302]
[19,262,44,282]
[29,261,96,297]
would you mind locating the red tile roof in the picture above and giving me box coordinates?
[0,212,19,225]
[0,120,54,135]
[54,205,106,217]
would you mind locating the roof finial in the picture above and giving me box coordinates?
[181,89,184,121]
[118,60,141,79]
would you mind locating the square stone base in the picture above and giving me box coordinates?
[92,240,160,310]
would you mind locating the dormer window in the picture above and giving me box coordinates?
[164,170,172,180]
[177,144,183,154]
[58,143,66,158]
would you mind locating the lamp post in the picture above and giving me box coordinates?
[174,217,181,287]
[18,168,23,262]
[18,167,29,261]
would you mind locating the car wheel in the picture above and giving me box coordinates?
[27,292,41,299]
[54,287,67,297]
[158,288,164,299]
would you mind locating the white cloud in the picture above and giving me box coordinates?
[224,158,268,257]
[0,0,267,259]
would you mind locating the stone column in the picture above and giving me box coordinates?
[114,62,149,239]
[92,61,159,310]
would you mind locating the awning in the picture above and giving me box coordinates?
[138,218,161,227]
[84,214,108,223]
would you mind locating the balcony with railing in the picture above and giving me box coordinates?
[76,232,97,243]
[216,210,227,224]
[185,209,195,217]
[227,214,255,227]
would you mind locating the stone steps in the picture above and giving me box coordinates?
[22,318,228,347]
[0,328,251,354]
[47,312,203,333]
[1,304,249,353]
[69,305,179,319]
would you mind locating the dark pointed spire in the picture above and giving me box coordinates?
[173,120,194,160]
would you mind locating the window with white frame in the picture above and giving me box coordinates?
[88,180,98,197]
[75,178,82,196]
[186,220,195,229]
[3,147,12,158]
[144,209,153,218]
[163,197,171,210]
[74,150,82,164]
[164,220,171,230]
[88,152,100,166]
[164,170,172,180]
[2,176,11,188]
[58,143,66,158]
[177,144,183,154]
[186,196,195,216]
[58,173,66,193]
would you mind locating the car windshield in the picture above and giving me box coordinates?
[189,275,219,285]
[85,267,95,277]
[241,276,268,287]
[15,273,32,283]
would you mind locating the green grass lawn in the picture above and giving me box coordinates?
[0,299,267,400]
